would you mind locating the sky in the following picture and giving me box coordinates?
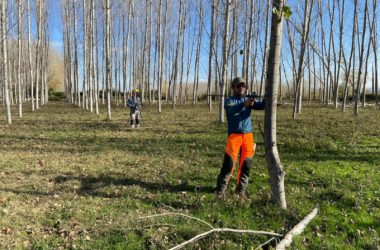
[48,1,63,53]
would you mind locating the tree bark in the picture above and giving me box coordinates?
[342,0,357,112]
[27,0,34,111]
[171,1,183,109]
[207,0,215,111]
[105,0,112,119]
[17,0,23,117]
[259,0,271,97]
[219,0,231,123]
[1,0,11,124]
[292,0,313,119]
[192,0,204,105]
[264,0,287,209]
[354,0,368,115]
[156,0,162,112]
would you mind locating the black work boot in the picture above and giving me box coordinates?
[236,158,252,198]
[215,153,234,197]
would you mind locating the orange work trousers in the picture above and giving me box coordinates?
[216,133,256,193]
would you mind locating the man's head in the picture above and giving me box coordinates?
[132,90,136,96]
[231,77,247,96]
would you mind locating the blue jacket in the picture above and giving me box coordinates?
[224,96,265,134]
[128,96,142,112]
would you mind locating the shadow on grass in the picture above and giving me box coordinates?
[0,187,54,196]
[54,174,215,198]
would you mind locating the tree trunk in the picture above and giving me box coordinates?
[82,0,88,109]
[156,0,162,112]
[292,0,313,119]
[172,0,183,109]
[259,0,271,97]
[178,2,187,106]
[245,0,254,85]
[264,0,286,209]
[17,0,23,117]
[192,0,204,105]
[94,4,99,115]
[207,0,215,111]
[372,0,379,107]
[35,0,42,110]
[27,0,34,111]
[73,0,80,106]
[334,0,345,109]
[147,0,152,106]
[342,0,357,112]
[89,0,94,112]
[219,0,231,123]
[105,0,112,119]
[1,0,11,124]
[354,0,368,115]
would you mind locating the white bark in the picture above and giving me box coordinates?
[264,0,287,209]
[105,0,112,120]
[17,0,23,117]
[27,0,34,111]
[219,0,231,123]
[276,208,318,250]
[1,0,11,124]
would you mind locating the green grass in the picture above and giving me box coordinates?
[0,101,379,249]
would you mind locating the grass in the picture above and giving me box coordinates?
[0,101,379,249]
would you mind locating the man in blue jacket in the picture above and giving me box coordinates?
[128,90,142,128]
[215,77,265,197]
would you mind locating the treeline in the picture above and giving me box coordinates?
[1,0,379,124]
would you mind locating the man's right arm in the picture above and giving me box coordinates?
[224,98,245,114]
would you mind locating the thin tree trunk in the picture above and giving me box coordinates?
[1,0,11,124]
[27,0,34,111]
[219,0,231,123]
[259,0,271,97]
[354,0,368,115]
[292,0,313,119]
[334,0,345,109]
[147,0,152,105]
[207,0,215,111]
[178,2,187,106]
[171,1,183,109]
[232,0,238,78]
[192,0,204,105]
[73,0,80,106]
[342,0,357,112]
[362,4,373,108]
[17,0,23,117]
[35,0,42,110]
[245,0,254,85]
[94,4,99,115]
[105,0,112,119]
[89,0,94,112]
[82,0,87,109]
[157,0,162,112]
[373,0,379,106]
[264,0,286,209]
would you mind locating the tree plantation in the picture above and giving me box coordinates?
[0,0,379,249]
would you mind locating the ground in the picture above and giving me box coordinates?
[0,101,379,249]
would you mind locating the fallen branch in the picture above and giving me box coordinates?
[126,224,176,231]
[276,208,318,250]
[169,228,282,250]
[254,236,278,250]
[138,213,214,229]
